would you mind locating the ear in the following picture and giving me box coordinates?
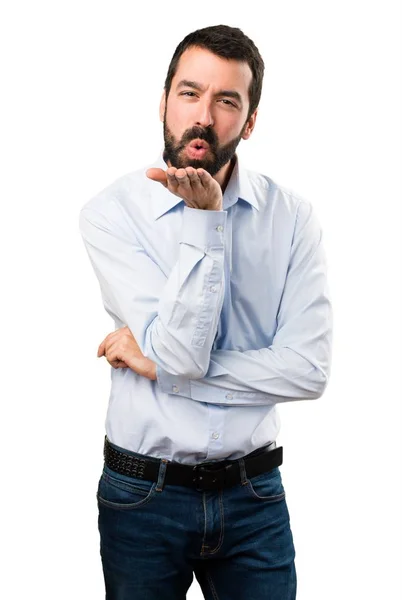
[159,90,166,122]
[241,109,258,140]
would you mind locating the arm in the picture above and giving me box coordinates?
[157,199,333,405]
[79,200,226,379]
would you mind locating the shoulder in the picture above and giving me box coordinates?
[244,165,311,219]
[80,165,150,216]
[78,163,155,233]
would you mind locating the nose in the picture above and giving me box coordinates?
[195,98,214,128]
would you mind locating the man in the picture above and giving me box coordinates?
[79,24,332,600]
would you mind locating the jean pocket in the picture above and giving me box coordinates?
[97,467,157,510]
[245,466,286,502]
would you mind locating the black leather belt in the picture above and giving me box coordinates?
[103,436,283,491]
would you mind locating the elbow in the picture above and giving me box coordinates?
[284,344,332,400]
[308,369,330,400]
[181,349,210,379]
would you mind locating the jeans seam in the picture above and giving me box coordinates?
[206,490,225,555]
[245,484,286,502]
[206,570,220,600]
[201,490,224,555]
[201,492,208,552]
[96,486,156,511]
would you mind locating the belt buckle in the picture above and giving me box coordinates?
[192,462,232,491]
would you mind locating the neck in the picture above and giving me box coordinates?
[215,156,236,192]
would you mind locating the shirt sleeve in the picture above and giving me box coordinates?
[156,199,333,405]
[79,201,227,379]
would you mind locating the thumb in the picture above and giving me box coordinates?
[146,168,168,187]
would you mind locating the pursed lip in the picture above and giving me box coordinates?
[188,139,209,150]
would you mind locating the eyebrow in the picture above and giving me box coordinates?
[176,79,243,106]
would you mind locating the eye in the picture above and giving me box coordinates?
[180,91,197,97]
[219,99,236,107]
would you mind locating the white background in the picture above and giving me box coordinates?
[1,1,401,598]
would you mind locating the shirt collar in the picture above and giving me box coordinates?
[148,151,260,221]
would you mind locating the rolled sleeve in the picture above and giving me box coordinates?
[156,200,333,404]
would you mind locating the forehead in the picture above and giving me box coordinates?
[172,46,252,99]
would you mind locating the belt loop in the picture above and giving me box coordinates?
[238,457,248,485]
[155,459,168,492]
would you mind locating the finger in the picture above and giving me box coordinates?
[106,342,136,371]
[196,168,211,189]
[175,168,191,189]
[110,360,129,368]
[146,168,168,187]
[183,168,202,208]
[186,167,203,190]
[108,358,123,368]
[97,336,113,356]
[183,198,197,209]
[97,328,120,356]
[105,343,123,366]
[166,167,179,193]
[166,167,177,178]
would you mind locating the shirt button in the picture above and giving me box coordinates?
[172,385,179,393]
[212,432,220,440]
[216,225,224,232]
[210,285,217,293]
[225,393,233,400]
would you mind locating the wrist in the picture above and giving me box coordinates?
[148,361,158,381]
[206,201,223,211]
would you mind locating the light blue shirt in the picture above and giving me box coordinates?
[79,152,332,465]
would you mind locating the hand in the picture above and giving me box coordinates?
[97,325,157,381]
[146,166,223,211]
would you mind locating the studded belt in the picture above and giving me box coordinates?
[103,436,283,491]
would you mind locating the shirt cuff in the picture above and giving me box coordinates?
[180,206,227,250]
[156,364,191,397]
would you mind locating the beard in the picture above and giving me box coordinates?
[162,114,246,177]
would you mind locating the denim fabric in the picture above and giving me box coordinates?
[97,442,297,599]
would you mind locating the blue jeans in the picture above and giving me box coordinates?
[97,440,297,599]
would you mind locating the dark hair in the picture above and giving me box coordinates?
[164,25,265,120]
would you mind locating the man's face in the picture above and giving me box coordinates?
[160,46,257,177]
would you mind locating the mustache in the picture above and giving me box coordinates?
[179,126,218,148]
